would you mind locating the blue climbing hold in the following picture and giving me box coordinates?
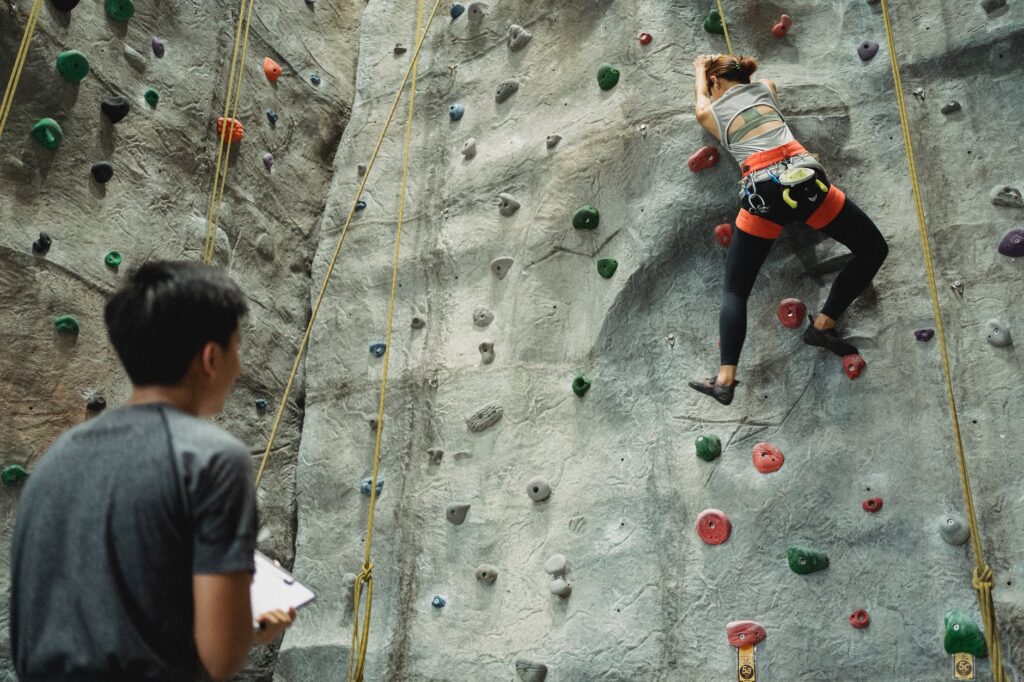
[449,103,465,121]
[432,595,447,608]
[255,398,269,410]
[310,73,321,86]
[369,342,386,357]
[356,200,367,211]
[266,110,279,125]
[360,478,384,496]
[450,3,465,19]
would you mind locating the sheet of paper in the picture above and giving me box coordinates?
[250,551,316,619]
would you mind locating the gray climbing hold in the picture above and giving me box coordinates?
[498,193,520,216]
[411,315,426,329]
[479,342,495,364]
[467,1,487,20]
[262,152,274,170]
[515,658,548,682]
[507,24,532,51]
[526,476,550,501]
[32,232,52,255]
[543,554,568,575]
[427,448,443,465]
[857,40,879,61]
[446,503,471,525]
[490,256,513,279]
[941,100,961,114]
[123,45,147,72]
[475,564,498,583]
[950,280,964,297]
[549,577,571,598]
[393,43,407,55]
[342,573,357,601]
[256,233,275,259]
[357,163,367,176]
[495,79,519,104]
[466,402,503,432]
[461,138,477,158]
[473,306,494,327]
[984,319,1011,347]
[940,514,970,545]
[990,185,1023,208]
[981,0,1006,12]
[546,134,562,149]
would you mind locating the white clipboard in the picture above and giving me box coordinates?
[250,551,316,622]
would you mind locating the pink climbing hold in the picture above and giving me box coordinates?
[862,497,883,513]
[843,353,866,380]
[849,609,870,629]
[772,14,793,38]
[752,442,784,474]
[639,32,653,46]
[696,509,732,545]
[777,298,806,329]
[688,145,720,172]
[714,223,733,248]
[726,621,767,648]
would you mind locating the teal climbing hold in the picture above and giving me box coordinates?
[572,373,591,397]
[695,434,722,462]
[597,64,620,91]
[943,611,987,657]
[573,205,600,230]
[105,251,122,268]
[704,8,725,34]
[105,0,134,21]
[597,258,618,278]
[1,465,29,487]
[54,315,79,336]
[56,50,89,83]
[144,88,159,108]
[787,545,829,575]
[31,118,63,149]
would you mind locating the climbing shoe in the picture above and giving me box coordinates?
[688,376,739,406]
[802,322,858,357]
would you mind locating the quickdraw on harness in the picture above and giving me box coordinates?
[739,152,828,215]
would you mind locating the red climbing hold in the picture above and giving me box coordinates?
[688,145,720,172]
[726,621,767,648]
[772,14,793,38]
[263,57,282,82]
[849,609,870,629]
[777,298,806,329]
[638,32,653,45]
[752,442,784,474]
[843,353,866,380]
[714,223,733,248]
[696,509,732,545]
[216,117,245,143]
[862,497,883,513]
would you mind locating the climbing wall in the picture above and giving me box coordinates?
[278,1,1024,680]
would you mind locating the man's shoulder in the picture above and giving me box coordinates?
[161,407,249,460]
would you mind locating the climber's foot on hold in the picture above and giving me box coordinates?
[688,376,739,406]
[803,321,858,357]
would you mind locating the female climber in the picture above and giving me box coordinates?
[687,54,888,405]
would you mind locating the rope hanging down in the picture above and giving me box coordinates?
[714,0,734,57]
[0,0,44,140]
[879,1,1005,677]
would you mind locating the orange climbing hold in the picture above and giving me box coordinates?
[263,57,282,82]
[216,117,245,143]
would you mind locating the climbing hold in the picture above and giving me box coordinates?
[51,0,81,11]
[466,402,503,432]
[688,145,720,172]
[546,134,562,149]
[369,342,387,357]
[950,280,965,297]
[857,40,879,61]
[495,79,519,104]
[254,398,269,410]
[355,200,367,211]
[771,14,793,39]
[940,515,970,545]
[392,43,408,55]
[479,342,495,364]
[752,442,784,474]
[411,316,426,329]
[31,118,63,149]
[703,8,724,34]
[571,373,591,397]
[449,103,465,121]
[309,73,321,86]
[912,86,926,102]
[998,226,1024,257]
[144,88,159,108]
[56,50,89,83]
[91,161,114,184]
[914,328,935,342]
[639,32,653,45]
[86,396,107,412]
[548,578,571,598]
[262,152,274,170]
[861,497,883,513]
[597,258,618,279]
[472,306,494,327]
[431,595,446,609]
[32,233,52,255]
[944,611,987,657]
[941,100,961,114]
[1,465,29,488]
[544,554,568,575]
[467,1,487,20]
[526,476,551,501]
[216,117,245,142]
[263,57,282,82]
[776,298,806,329]
[990,185,1024,208]
[460,138,476,158]
[105,0,134,21]
[54,315,80,336]
[359,477,384,496]
[490,257,513,279]
[507,24,532,51]
[151,37,165,58]
[695,435,722,462]
[596,64,620,91]
[475,564,498,583]
[515,659,548,682]
[426,448,443,466]
[695,509,732,545]
[714,223,733,248]
[357,164,367,177]
[123,45,147,72]
[450,3,465,19]
[849,609,870,629]
[981,0,1006,12]
[726,621,766,648]
[787,545,830,575]
[101,95,131,124]
[445,503,471,526]
[104,251,123,268]
[498,192,520,216]
[983,319,1011,347]
[572,206,600,230]
[843,354,867,380]
[266,110,279,125]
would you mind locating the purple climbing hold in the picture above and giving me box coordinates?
[857,40,879,61]
[262,152,274,170]
[998,226,1024,258]
[151,37,165,58]
[914,328,935,342]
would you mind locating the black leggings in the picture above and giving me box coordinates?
[720,197,889,366]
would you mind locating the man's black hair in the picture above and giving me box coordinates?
[104,261,248,386]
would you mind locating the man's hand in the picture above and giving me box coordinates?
[254,607,297,645]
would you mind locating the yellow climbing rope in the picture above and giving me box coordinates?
[714,0,735,57]
[879,1,1005,677]
[0,0,44,140]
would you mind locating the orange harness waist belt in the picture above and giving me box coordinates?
[740,141,808,176]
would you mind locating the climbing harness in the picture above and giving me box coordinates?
[738,151,825,216]
[0,0,44,141]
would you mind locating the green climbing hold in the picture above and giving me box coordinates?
[54,315,79,336]
[787,545,829,575]
[597,64,620,91]
[144,88,159,108]
[943,611,988,657]
[703,8,725,34]
[56,50,89,83]
[2,465,29,487]
[597,258,618,279]
[105,251,123,268]
[31,118,63,149]
[695,434,722,462]
[573,205,600,230]
[572,373,591,397]
[105,0,134,21]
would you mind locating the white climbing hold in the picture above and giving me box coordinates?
[526,476,551,501]
[498,193,520,217]
[546,134,562,149]
[466,402,503,433]
[461,138,477,158]
[479,341,495,364]
[549,577,572,598]
[446,503,471,525]
[507,24,532,51]
[475,564,499,583]
[990,185,1023,208]
[543,554,568,575]
[515,659,548,682]
[468,1,488,20]
[490,256,513,279]
[473,306,494,327]
[984,318,1012,347]
[123,45,148,72]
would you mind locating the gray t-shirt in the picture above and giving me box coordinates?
[10,403,258,681]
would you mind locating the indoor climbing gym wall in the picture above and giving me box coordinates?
[2,0,1024,681]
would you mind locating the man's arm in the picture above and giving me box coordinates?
[193,573,254,680]
[693,55,721,140]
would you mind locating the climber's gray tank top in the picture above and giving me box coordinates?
[710,81,796,164]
